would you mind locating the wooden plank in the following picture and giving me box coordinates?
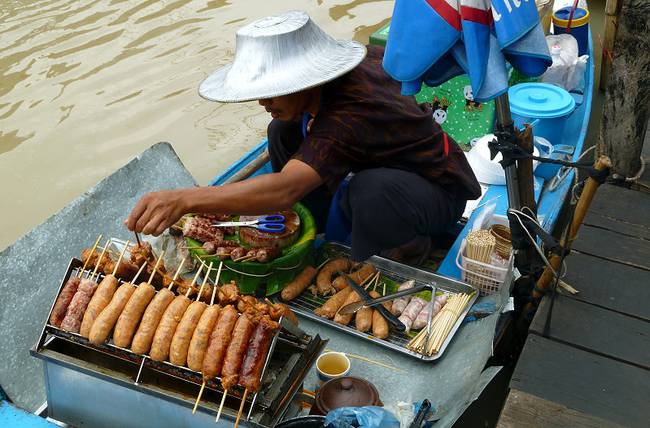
[572,224,650,270]
[529,294,650,369]
[588,184,650,228]
[511,335,650,428]
[562,252,650,320]
[498,389,626,428]
[584,211,650,241]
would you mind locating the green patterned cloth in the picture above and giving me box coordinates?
[415,75,495,151]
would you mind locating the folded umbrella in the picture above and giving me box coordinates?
[383,0,461,95]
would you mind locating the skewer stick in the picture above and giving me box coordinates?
[234,389,249,428]
[131,262,148,284]
[79,235,103,277]
[210,261,224,306]
[171,225,183,231]
[146,250,165,285]
[134,232,142,246]
[216,390,228,422]
[111,240,130,276]
[91,240,110,280]
[168,259,186,290]
[316,258,331,270]
[195,262,214,302]
[192,380,206,414]
[184,265,204,298]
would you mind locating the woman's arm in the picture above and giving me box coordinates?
[125,159,323,235]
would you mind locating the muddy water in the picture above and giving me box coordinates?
[0,0,392,249]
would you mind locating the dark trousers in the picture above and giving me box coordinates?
[267,119,466,261]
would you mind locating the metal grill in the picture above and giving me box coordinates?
[32,258,326,427]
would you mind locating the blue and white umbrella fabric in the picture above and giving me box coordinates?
[383,0,552,102]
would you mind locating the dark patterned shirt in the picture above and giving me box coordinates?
[293,45,481,201]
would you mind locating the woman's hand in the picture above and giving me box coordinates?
[125,189,188,236]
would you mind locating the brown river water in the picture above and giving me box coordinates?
[0,0,392,250]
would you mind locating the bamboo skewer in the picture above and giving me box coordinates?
[192,262,224,414]
[216,390,228,422]
[195,262,214,302]
[91,240,110,281]
[192,381,206,414]
[111,240,130,276]
[134,232,142,246]
[185,265,204,298]
[168,259,186,291]
[407,292,473,356]
[131,262,148,284]
[234,389,249,428]
[79,235,103,278]
[147,251,165,285]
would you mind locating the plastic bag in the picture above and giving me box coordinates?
[325,406,400,428]
[541,34,588,92]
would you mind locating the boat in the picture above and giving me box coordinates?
[1,22,595,428]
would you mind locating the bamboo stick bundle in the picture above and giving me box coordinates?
[407,292,473,356]
[465,230,495,262]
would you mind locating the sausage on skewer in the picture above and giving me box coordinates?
[50,277,81,328]
[112,281,156,348]
[60,278,99,333]
[221,314,255,390]
[169,301,206,366]
[238,316,280,392]
[79,275,118,338]
[149,295,190,361]
[202,305,238,379]
[131,288,175,354]
[131,259,186,355]
[88,282,136,344]
[187,305,221,372]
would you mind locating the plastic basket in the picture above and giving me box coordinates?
[455,239,512,296]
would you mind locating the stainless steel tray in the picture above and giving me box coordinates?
[283,242,478,362]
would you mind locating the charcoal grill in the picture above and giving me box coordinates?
[31,258,326,428]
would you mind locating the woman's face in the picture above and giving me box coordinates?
[258,91,309,121]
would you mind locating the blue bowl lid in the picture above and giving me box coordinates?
[508,83,575,119]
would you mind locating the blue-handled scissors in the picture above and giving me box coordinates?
[212,214,286,233]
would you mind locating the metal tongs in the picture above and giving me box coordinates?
[337,282,431,315]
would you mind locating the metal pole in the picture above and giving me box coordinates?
[494,93,521,211]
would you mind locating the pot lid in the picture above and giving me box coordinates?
[315,377,381,413]
[508,83,575,119]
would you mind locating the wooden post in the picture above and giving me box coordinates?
[598,0,650,179]
[599,0,621,91]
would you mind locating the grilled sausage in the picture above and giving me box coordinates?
[187,305,221,372]
[370,291,390,339]
[202,305,238,379]
[280,265,318,301]
[332,263,377,291]
[112,282,156,348]
[221,314,255,390]
[314,287,353,319]
[88,282,136,345]
[149,295,190,361]
[169,301,207,366]
[60,278,99,333]
[239,316,280,392]
[316,258,350,295]
[131,288,175,355]
[79,274,119,338]
[355,290,378,333]
[333,290,361,325]
[50,276,81,327]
